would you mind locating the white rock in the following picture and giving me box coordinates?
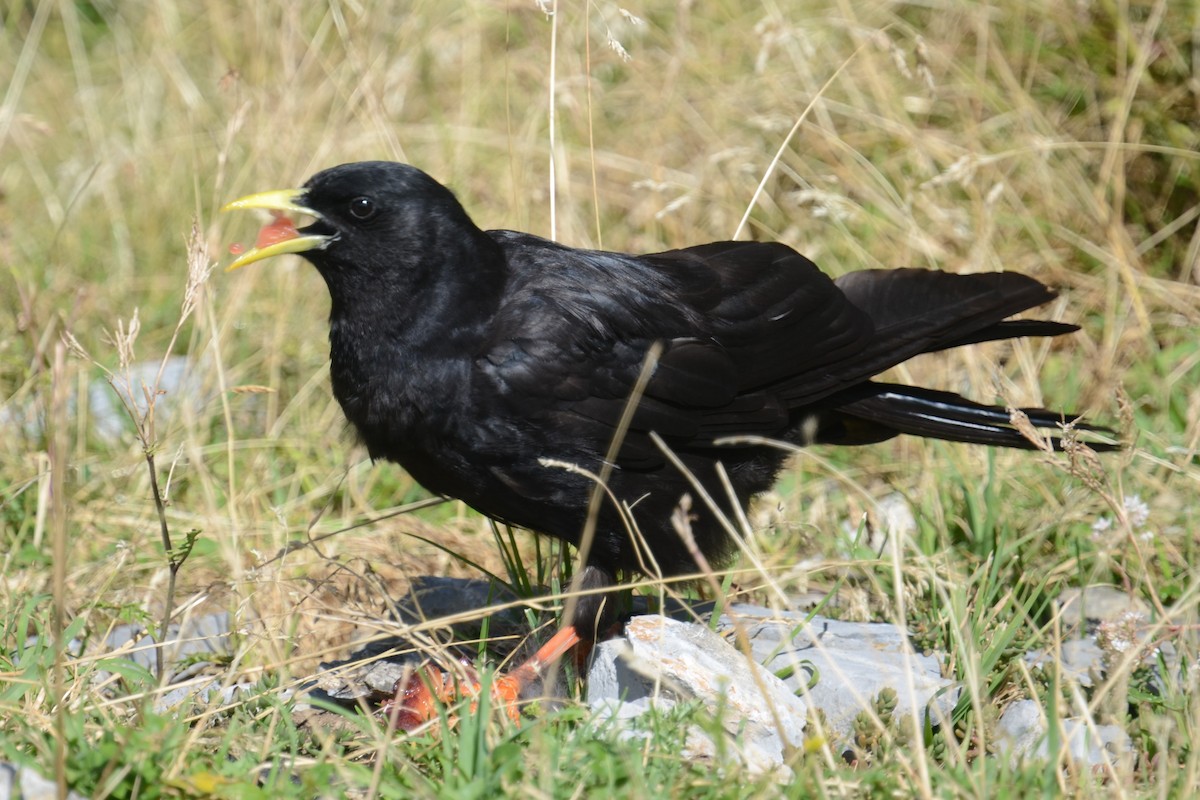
[996,699,1131,766]
[718,606,958,748]
[0,763,87,800]
[588,615,806,775]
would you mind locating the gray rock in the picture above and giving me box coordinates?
[876,493,918,540]
[588,615,806,775]
[155,679,256,713]
[17,612,233,689]
[995,699,1046,758]
[839,492,917,556]
[310,657,417,704]
[16,611,241,717]
[996,699,1131,766]
[0,357,202,443]
[717,606,957,747]
[89,357,198,441]
[397,576,530,647]
[1024,637,1106,688]
[1057,586,1150,633]
[90,612,238,712]
[103,611,232,677]
[0,762,87,800]
[16,636,82,663]
[1025,623,1177,699]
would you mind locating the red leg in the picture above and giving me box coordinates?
[383,625,583,732]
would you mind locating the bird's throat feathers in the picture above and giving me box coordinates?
[321,227,507,352]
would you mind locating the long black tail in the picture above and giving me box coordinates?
[814,382,1116,451]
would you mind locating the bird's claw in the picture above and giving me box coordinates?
[381,660,526,732]
[379,626,582,732]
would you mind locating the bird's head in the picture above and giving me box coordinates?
[223,161,486,291]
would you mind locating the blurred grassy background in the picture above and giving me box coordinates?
[2,0,1199,796]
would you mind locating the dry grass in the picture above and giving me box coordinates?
[2,0,1199,797]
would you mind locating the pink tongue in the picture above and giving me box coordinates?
[255,213,299,248]
[228,213,299,256]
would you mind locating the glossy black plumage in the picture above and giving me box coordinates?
[229,161,1107,622]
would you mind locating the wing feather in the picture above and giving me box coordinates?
[479,232,1083,469]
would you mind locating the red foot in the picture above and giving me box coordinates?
[381,626,582,732]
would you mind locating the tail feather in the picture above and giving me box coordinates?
[927,320,1080,353]
[817,383,1116,451]
[775,269,1077,407]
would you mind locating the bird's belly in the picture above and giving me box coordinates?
[360,416,593,536]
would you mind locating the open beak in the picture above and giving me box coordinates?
[221,189,331,271]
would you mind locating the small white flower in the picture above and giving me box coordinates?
[1097,611,1144,646]
[1091,516,1113,539]
[1123,495,1150,528]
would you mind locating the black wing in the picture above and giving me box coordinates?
[479,233,1095,468]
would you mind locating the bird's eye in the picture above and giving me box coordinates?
[348,196,376,220]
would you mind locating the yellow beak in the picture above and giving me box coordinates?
[221,189,331,271]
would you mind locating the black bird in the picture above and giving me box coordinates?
[225,161,1107,720]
